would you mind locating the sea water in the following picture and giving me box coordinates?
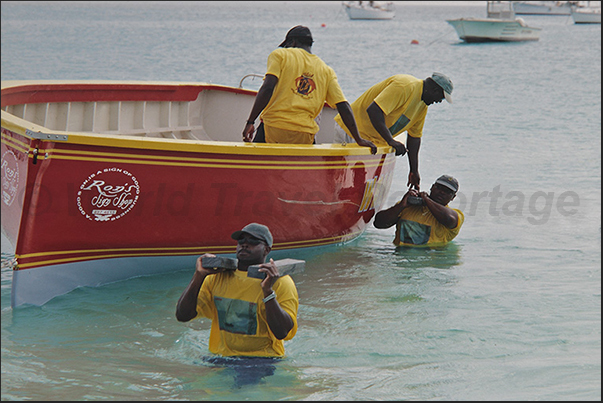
[1,1,600,400]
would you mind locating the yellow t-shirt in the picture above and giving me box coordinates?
[334,74,428,145]
[394,204,464,246]
[195,269,299,357]
[260,47,346,134]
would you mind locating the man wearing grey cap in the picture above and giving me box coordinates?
[334,73,453,190]
[242,25,376,153]
[373,175,464,246]
[176,223,299,358]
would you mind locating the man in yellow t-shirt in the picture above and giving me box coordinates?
[373,175,464,246]
[242,25,376,153]
[176,223,299,358]
[334,73,453,190]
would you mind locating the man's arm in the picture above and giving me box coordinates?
[419,192,459,229]
[175,254,223,322]
[373,190,412,229]
[335,101,377,154]
[258,259,294,340]
[366,102,406,156]
[406,134,421,189]
[243,74,278,142]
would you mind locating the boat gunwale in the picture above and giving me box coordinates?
[1,80,395,157]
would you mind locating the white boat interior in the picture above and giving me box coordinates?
[1,81,341,145]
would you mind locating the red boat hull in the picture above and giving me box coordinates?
[1,80,396,306]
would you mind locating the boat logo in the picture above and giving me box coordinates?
[294,72,316,97]
[77,167,140,222]
[1,150,19,207]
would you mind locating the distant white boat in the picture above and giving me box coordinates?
[570,2,602,23]
[342,1,395,20]
[511,1,575,15]
[447,1,542,42]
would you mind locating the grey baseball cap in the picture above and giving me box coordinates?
[231,223,273,247]
[431,72,453,104]
[435,175,459,192]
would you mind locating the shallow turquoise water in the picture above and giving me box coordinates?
[1,1,601,400]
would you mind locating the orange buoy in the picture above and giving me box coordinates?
[411,39,419,45]
[321,23,326,27]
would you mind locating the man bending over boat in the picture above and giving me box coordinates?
[373,175,464,246]
[334,73,453,190]
[242,25,376,153]
[176,223,299,358]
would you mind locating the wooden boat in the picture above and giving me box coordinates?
[342,1,395,20]
[1,79,397,307]
[447,1,542,42]
[570,2,601,23]
[511,1,574,15]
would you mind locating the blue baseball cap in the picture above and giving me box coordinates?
[432,72,453,104]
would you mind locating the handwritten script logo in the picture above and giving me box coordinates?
[1,150,19,207]
[77,167,140,221]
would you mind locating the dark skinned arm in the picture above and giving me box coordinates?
[366,102,406,156]
[258,258,294,340]
[176,254,225,322]
[243,74,278,142]
[418,191,459,229]
[373,190,412,229]
[336,101,377,154]
[406,134,421,189]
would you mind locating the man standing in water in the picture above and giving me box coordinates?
[176,223,299,358]
[374,175,464,246]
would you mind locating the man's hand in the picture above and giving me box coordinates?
[258,258,280,295]
[242,123,255,142]
[407,171,420,190]
[389,140,407,156]
[356,138,377,154]
[196,253,227,276]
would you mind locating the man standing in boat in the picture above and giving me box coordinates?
[242,25,377,153]
[373,175,464,246]
[175,223,299,358]
[334,73,453,190]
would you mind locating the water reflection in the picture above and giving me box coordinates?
[201,356,279,389]
[393,242,463,270]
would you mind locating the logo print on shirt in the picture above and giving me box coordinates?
[295,73,316,97]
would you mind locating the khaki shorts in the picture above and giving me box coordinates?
[264,125,315,145]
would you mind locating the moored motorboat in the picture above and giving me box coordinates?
[511,1,574,15]
[447,1,542,42]
[1,79,397,307]
[570,2,602,23]
[342,1,395,20]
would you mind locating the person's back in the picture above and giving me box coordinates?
[242,26,377,153]
[335,74,426,146]
[260,47,341,135]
